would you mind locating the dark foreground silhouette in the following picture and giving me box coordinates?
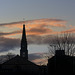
[47,50,75,75]
[0,50,75,75]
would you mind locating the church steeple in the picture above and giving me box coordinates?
[22,24,26,40]
[20,24,28,59]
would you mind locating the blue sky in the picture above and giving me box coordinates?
[0,0,75,56]
[0,0,75,25]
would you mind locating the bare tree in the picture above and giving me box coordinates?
[0,53,15,63]
[48,32,75,56]
[6,52,15,60]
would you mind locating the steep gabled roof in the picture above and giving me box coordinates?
[2,55,38,66]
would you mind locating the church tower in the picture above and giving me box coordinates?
[20,24,28,59]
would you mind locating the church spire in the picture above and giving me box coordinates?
[22,24,26,40]
[20,24,28,59]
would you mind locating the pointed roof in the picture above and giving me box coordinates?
[21,24,27,49]
[22,24,27,41]
[20,24,28,59]
[3,55,38,66]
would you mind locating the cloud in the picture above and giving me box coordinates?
[0,30,21,36]
[27,35,55,44]
[0,37,20,52]
[27,18,66,30]
[27,27,53,35]
[0,18,66,36]
[0,34,55,52]
[0,18,66,37]
[0,21,25,26]
[29,53,48,65]
[0,18,73,53]
[32,58,47,65]
[0,18,66,28]
[69,25,75,28]
[28,53,42,60]
[0,30,74,53]
[62,28,75,33]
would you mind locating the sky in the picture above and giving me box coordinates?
[0,0,75,64]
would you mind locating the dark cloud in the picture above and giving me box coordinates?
[27,35,42,44]
[0,34,54,52]
[27,28,52,34]
[0,18,67,53]
[28,53,42,61]
[0,18,66,27]
[27,35,54,44]
[0,30,21,36]
[0,21,25,26]
[0,37,20,52]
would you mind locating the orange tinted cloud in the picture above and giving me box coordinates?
[0,18,68,37]
[0,19,74,46]
[62,28,75,33]
[26,18,66,28]
[32,58,47,65]
[29,53,48,65]
[0,30,21,37]
[27,27,53,35]
[0,18,66,28]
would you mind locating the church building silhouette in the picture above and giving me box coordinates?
[0,24,40,75]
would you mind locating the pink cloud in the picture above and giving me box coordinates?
[0,18,72,38]
[32,58,47,65]
[61,28,75,33]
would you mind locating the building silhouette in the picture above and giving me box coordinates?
[47,50,75,75]
[0,24,40,75]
